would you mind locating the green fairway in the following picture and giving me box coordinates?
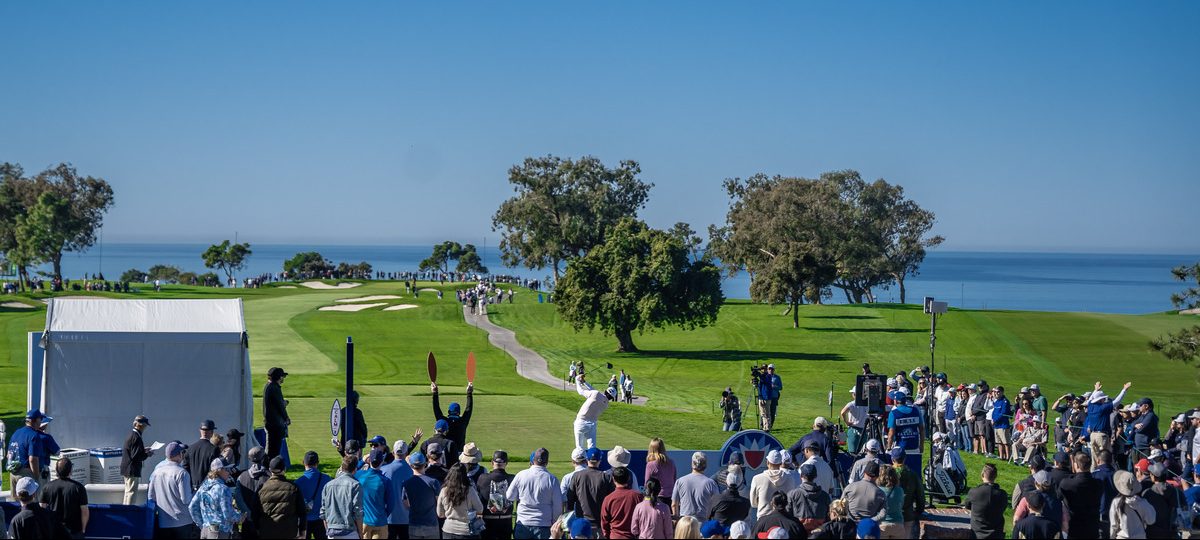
[2,282,1197,493]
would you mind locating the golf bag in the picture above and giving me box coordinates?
[924,440,968,504]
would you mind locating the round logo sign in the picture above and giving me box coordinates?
[719,430,784,470]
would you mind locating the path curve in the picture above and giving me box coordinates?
[462,306,648,406]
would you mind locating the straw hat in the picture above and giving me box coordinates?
[459,442,482,465]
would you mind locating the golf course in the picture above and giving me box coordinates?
[2,279,1197,501]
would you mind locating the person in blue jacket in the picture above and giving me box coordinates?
[757,364,783,432]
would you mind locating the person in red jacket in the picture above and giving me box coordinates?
[600,467,643,539]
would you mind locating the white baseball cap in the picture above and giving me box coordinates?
[766,450,783,465]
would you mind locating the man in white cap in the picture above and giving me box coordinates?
[1029,384,1048,416]
[750,450,797,519]
[560,448,588,504]
[10,477,68,538]
[605,445,640,492]
[790,417,835,469]
[572,373,615,450]
[757,364,783,432]
[849,439,883,484]
[1080,380,1132,460]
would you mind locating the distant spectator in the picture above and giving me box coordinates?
[120,414,154,505]
[432,382,475,464]
[568,447,615,526]
[710,466,751,527]
[1108,470,1155,539]
[381,442,414,540]
[842,461,886,522]
[787,463,831,534]
[751,450,798,519]
[9,410,58,499]
[187,420,220,491]
[263,367,291,462]
[1057,452,1100,539]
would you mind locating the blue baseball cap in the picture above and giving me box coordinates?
[407,452,427,466]
[435,419,449,432]
[585,447,603,462]
[889,447,906,462]
[369,435,386,446]
[701,519,730,538]
[25,409,52,424]
[448,402,461,417]
[568,517,592,538]
[857,518,882,539]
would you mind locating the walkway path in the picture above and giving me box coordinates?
[463,306,648,405]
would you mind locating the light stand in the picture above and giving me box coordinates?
[923,297,948,507]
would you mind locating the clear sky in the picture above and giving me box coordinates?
[2,2,1197,252]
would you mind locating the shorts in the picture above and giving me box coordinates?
[994,428,1011,444]
[973,418,989,435]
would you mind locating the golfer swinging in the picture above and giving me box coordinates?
[573,372,616,450]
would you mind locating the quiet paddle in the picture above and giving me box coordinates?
[466,351,477,384]
[427,351,438,383]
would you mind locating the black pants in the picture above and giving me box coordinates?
[482,517,513,540]
[155,524,198,539]
[388,524,409,539]
[306,520,327,539]
[266,426,285,461]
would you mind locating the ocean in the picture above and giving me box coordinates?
[29,243,1198,315]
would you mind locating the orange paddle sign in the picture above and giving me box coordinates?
[466,352,477,383]
[427,351,437,383]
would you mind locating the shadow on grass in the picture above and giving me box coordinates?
[800,327,923,334]
[806,315,880,320]
[633,349,846,362]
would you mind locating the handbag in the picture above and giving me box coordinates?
[467,510,487,536]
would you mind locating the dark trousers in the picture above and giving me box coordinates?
[266,426,285,461]
[388,524,409,539]
[306,520,327,539]
[155,524,198,539]
[482,517,513,540]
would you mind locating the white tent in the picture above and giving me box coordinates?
[31,298,256,469]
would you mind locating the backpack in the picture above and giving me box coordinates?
[486,476,513,516]
[6,438,27,472]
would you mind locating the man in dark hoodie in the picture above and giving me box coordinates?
[186,419,219,491]
[237,446,271,539]
[1058,452,1102,539]
[431,381,474,464]
[709,468,750,527]
[420,420,456,467]
[788,463,832,533]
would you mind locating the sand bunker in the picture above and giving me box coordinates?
[418,288,440,293]
[383,304,419,311]
[301,281,362,290]
[278,285,297,289]
[1181,308,1200,315]
[318,303,386,312]
[336,295,403,303]
[1,302,35,309]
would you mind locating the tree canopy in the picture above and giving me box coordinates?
[1151,263,1200,364]
[419,241,487,275]
[554,218,723,352]
[492,155,652,281]
[202,240,252,284]
[284,251,334,275]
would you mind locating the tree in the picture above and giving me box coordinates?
[24,164,114,281]
[283,251,333,276]
[202,240,252,285]
[419,241,465,275]
[1151,263,1200,364]
[177,271,199,285]
[147,264,183,283]
[709,174,841,328]
[336,261,372,277]
[15,192,73,286]
[120,268,147,283]
[456,248,489,275]
[492,156,652,281]
[197,272,221,287]
[554,218,723,352]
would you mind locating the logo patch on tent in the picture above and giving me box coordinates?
[719,430,783,471]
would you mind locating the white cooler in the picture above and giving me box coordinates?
[89,447,123,484]
[50,448,90,485]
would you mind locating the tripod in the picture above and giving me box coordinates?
[862,414,886,451]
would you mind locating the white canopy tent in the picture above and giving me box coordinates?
[30,298,256,471]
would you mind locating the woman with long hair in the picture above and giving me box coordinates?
[674,515,701,540]
[876,466,906,539]
[438,463,484,539]
[645,438,677,506]
[631,478,673,539]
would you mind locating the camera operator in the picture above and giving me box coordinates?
[755,364,783,432]
[720,387,743,432]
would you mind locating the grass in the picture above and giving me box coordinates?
[2,281,1198,497]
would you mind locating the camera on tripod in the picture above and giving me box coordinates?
[749,364,767,390]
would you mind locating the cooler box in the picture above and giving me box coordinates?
[89,447,123,484]
[50,448,90,485]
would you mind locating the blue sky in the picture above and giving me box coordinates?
[2,2,1197,252]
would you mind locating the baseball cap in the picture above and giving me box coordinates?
[800,463,817,479]
[1020,386,1029,393]
[369,435,387,446]
[1029,455,1046,470]
[887,379,897,388]
[1033,470,1051,485]
[1149,448,1165,461]
[269,456,286,472]
[492,450,509,463]
[803,440,820,451]
[1192,410,1200,420]
[248,446,265,464]
[1054,451,1069,465]
[701,520,731,538]
[15,477,39,495]
[730,521,750,539]
[210,457,232,472]
[584,447,603,462]
[368,449,386,466]
[767,525,788,539]
[569,517,592,538]
[345,439,362,454]
[1136,397,1153,407]
[25,409,52,424]
[767,364,775,369]
[200,419,216,430]
[727,451,744,465]
[889,447,905,462]
[448,402,461,417]
[1134,458,1150,472]
[393,440,409,455]
[864,439,881,452]
[166,441,186,458]
[813,416,829,428]
[1030,384,1040,391]
[134,415,151,426]
[533,448,550,466]
[570,448,586,462]
[766,450,783,465]
[857,518,882,539]
[781,451,794,465]
[426,442,443,456]
[435,419,449,432]
[267,366,288,378]
[864,461,881,478]
[408,452,427,466]
[1148,462,1167,478]
[1175,414,1187,423]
